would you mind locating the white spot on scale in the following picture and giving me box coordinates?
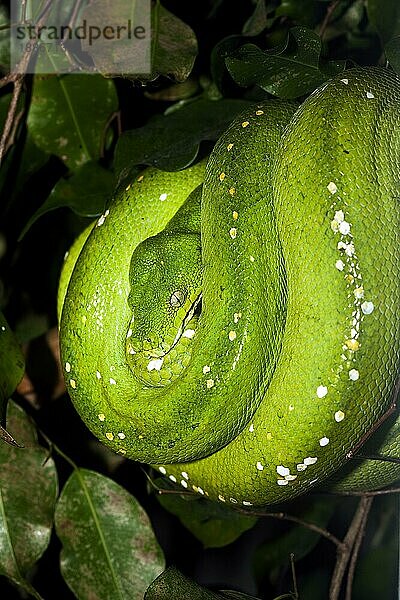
[181,471,189,480]
[277,479,289,486]
[256,461,264,471]
[181,480,188,488]
[319,437,330,447]
[316,385,328,398]
[242,501,253,506]
[327,182,337,194]
[169,475,177,483]
[335,259,345,271]
[341,78,349,85]
[197,487,205,495]
[304,457,317,466]
[202,365,211,374]
[159,466,167,475]
[366,91,375,99]
[297,463,307,472]
[338,221,351,235]
[218,494,226,502]
[147,358,164,371]
[249,423,254,432]
[109,378,117,385]
[96,371,102,379]
[159,193,168,201]
[126,329,133,338]
[276,465,290,477]
[117,432,126,439]
[361,301,374,315]
[285,474,297,481]
[98,413,105,421]
[182,329,195,339]
[228,330,237,341]
[349,369,359,381]
[206,379,215,389]
[65,362,71,373]
[335,410,345,422]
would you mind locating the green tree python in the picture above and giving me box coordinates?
[59,67,400,507]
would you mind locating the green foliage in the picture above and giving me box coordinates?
[0,0,399,598]
[0,402,57,598]
[0,313,24,427]
[145,566,263,599]
[55,469,165,599]
[156,479,257,548]
[27,74,118,170]
[226,27,345,99]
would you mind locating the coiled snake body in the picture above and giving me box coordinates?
[59,67,400,507]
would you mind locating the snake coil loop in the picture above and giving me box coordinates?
[60,67,400,507]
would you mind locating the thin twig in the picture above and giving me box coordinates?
[345,498,373,600]
[329,496,374,600]
[290,553,299,600]
[318,0,341,38]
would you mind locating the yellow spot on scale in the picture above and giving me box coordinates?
[125,184,131,191]
[65,362,71,373]
[105,432,114,441]
[202,365,211,374]
[219,172,226,181]
[81,315,87,324]
[206,379,215,389]
[228,330,237,341]
[227,143,234,151]
[70,379,76,389]
[345,339,360,351]
[229,227,237,239]
[233,312,242,323]
[249,255,255,262]
[137,175,144,182]
[255,109,264,115]
[266,432,272,440]
[232,210,238,220]
[98,413,106,421]
[118,449,127,455]
[229,187,236,196]
[241,121,250,128]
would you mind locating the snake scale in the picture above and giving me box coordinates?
[59,67,400,507]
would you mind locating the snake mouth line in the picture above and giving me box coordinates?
[168,292,202,355]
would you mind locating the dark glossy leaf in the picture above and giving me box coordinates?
[27,74,118,170]
[0,5,10,70]
[20,162,114,237]
[0,311,24,427]
[367,0,400,44]
[253,498,337,582]
[136,2,198,83]
[55,469,165,600]
[0,401,58,594]
[156,479,257,548]
[385,36,400,74]
[80,0,150,77]
[114,98,252,185]
[145,567,261,600]
[226,26,345,99]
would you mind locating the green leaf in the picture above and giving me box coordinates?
[385,36,400,74]
[0,311,24,430]
[226,26,345,99]
[0,401,58,596]
[27,74,118,170]
[114,98,253,185]
[253,498,337,582]
[55,469,165,600]
[367,0,400,44]
[0,5,10,70]
[20,162,114,237]
[133,2,197,83]
[156,479,257,548]
[145,566,262,600]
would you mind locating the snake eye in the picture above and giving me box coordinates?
[170,290,185,307]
